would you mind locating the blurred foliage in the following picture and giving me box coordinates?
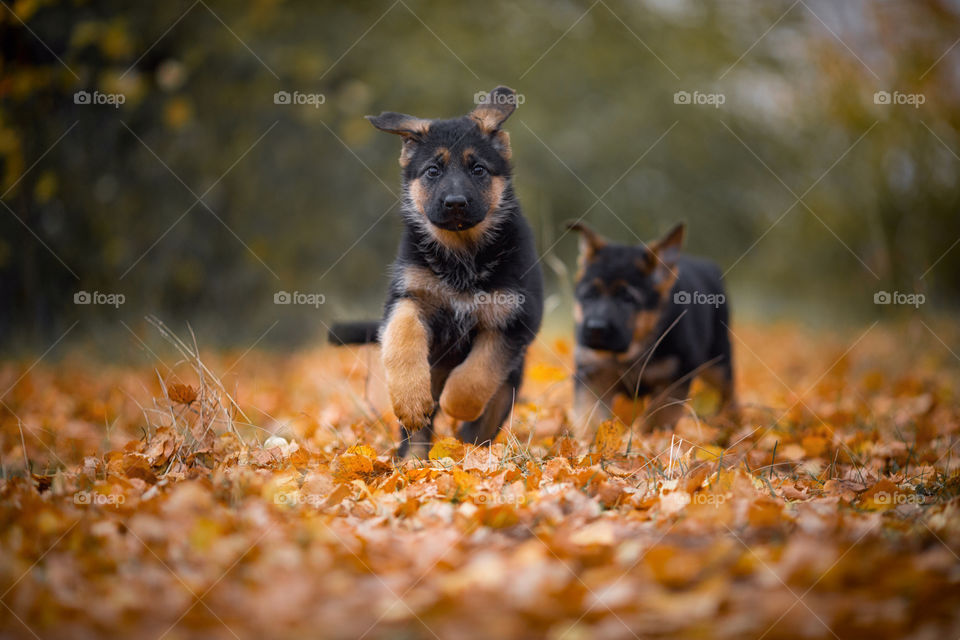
[1,0,959,350]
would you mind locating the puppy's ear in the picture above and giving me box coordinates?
[649,223,685,291]
[566,220,607,264]
[650,223,685,264]
[470,86,518,160]
[366,112,431,166]
[470,86,518,133]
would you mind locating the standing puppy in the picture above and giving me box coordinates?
[568,222,734,433]
[333,87,543,458]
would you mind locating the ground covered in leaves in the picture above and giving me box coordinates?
[2,321,960,639]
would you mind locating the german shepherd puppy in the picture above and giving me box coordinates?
[330,87,543,458]
[568,221,734,433]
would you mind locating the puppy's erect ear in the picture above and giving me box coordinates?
[649,222,685,291]
[470,86,518,160]
[650,223,685,264]
[366,112,431,166]
[469,86,518,133]
[566,220,608,269]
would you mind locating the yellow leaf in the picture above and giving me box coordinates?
[429,437,465,461]
[334,454,373,482]
[694,445,724,461]
[345,444,376,458]
[527,363,568,383]
[593,420,626,457]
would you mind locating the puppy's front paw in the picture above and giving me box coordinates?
[389,376,434,431]
[440,368,487,421]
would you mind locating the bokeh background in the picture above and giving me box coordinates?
[2,0,959,354]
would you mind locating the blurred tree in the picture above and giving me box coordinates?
[1,0,958,351]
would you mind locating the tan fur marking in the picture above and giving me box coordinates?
[440,330,510,421]
[494,130,511,161]
[399,140,415,167]
[397,120,430,167]
[613,310,662,363]
[438,147,450,164]
[381,299,433,430]
[470,110,503,135]
[634,256,653,273]
[486,175,506,214]
[400,265,522,328]
[654,269,678,297]
[633,310,659,342]
[461,147,475,165]
[408,178,429,217]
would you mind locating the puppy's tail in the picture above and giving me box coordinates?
[328,321,381,345]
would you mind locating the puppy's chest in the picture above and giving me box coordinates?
[577,346,681,390]
[401,264,521,330]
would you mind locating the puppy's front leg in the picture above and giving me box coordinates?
[440,330,511,421]
[382,299,434,430]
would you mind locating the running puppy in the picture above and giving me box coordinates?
[568,221,734,433]
[330,87,543,458]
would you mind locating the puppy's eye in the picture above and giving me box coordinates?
[615,288,641,304]
[577,285,599,300]
[425,166,441,178]
[471,164,487,177]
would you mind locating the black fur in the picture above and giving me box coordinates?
[328,321,380,345]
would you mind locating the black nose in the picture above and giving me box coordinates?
[585,318,609,332]
[443,195,468,211]
[582,318,618,350]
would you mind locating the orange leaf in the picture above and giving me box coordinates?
[429,437,465,461]
[166,383,197,405]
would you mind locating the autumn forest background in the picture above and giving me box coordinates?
[2,1,960,639]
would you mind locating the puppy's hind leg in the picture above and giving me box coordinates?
[707,295,738,418]
[456,365,522,446]
[701,363,737,415]
[398,422,435,460]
